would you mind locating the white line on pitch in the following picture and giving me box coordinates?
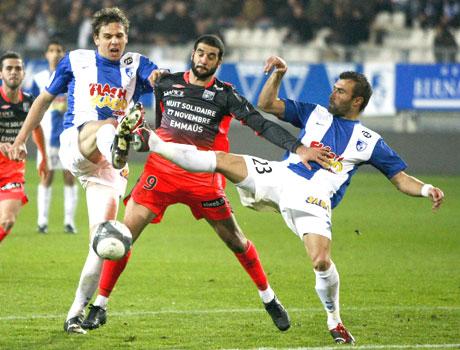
[224,345,460,350]
[0,305,459,321]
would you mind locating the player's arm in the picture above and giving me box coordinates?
[8,91,55,161]
[257,56,288,119]
[31,125,48,178]
[390,171,444,211]
[229,92,330,170]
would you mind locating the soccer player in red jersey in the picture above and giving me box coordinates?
[0,51,47,243]
[82,35,321,332]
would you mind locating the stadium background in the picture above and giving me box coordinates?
[2,0,460,174]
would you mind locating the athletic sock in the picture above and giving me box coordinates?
[98,249,132,298]
[37,184,51,226]
[148,131,216,172]
[0,226,11,242]
[93,295,109,310]
[95,123,116,163]
[64,184,78,227]
[66,246,103,321]
[314,262,342,329]
[234,240,269,291]
[258,285,276,304]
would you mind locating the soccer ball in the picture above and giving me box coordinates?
[92,220,132,260]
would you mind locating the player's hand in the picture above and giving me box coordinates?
[263,56,288,75]
[38,158,49,179]
[8,142,27,161]
[428,186,444,211]
[0,142,11,156]
[148,69,170,87]
[295,145,331,170]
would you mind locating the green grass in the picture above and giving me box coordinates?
[0,162,459,349]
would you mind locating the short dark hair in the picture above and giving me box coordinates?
[193,34,225,59]
[0,51,23,70]
[339,71,373,112]
[46,39,65,51]
[92,7,130,36]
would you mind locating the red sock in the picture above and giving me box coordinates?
[98,250,132,297]
[0,226,11,243]
[235,240,268,291]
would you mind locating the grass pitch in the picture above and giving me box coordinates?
[0,162,459,349]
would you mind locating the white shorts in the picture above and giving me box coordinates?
[37,145,63,170]
[58,127,128,197]
[236,155,332,240]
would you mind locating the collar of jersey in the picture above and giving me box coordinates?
[95,50,121,66]
[183,71,216,89]
[0,85,23,104]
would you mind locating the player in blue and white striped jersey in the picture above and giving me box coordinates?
[9,7,164,334]
[136,56,444,345]
[30,40,78,235]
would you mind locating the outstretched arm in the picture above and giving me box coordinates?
[390,171,444,211]
[257,56,288,118]
[8,91,54,161]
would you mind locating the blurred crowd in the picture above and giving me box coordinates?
[0,0,459,51]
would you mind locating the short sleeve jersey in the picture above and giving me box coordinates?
[282,99,407,208]
[46,50,157,128]
[0,87,35,180]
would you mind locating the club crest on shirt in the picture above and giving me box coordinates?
[125,68,134,78]
[356,139,368,152]
[202,90,215,101]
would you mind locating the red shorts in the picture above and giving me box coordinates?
[126,161,232,224]
[0,177,28,205]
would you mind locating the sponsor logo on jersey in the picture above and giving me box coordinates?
[201,197,225,208]
[172,84,185,89]
[89,83,128,115]
[306,196,330,212]
[123,56,133,65]
[1,105,10,110]
[310,140,344,173]
[164,89,184,98]
[356,139,368,151]
[202,90,215,101]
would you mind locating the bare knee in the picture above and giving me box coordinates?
[312,258,331,271]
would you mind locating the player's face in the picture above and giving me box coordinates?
[0,58,24,90]
[191,43,221,80]
[94,22,128,61]
[45,44,65,67]
[328,79,357,116]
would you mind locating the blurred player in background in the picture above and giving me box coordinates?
[81,35,326,332]
[0,51,47,244]
[29,40,78,234]
[7,8,162,334]
[133,57,444,345]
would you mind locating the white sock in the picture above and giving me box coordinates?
[93,295,109,310]
[258,285,275,303]
[96,123,116,163]
[314,262,342,329]
[66,246,103,320]
[37,184,51,226]
[148,131,216,172]
[64,184,78,227]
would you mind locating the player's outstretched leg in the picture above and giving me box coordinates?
[112,102,145,169]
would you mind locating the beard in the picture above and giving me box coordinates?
[191,60,218,80]
[328,100,351,116]
[3,79,21,90]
